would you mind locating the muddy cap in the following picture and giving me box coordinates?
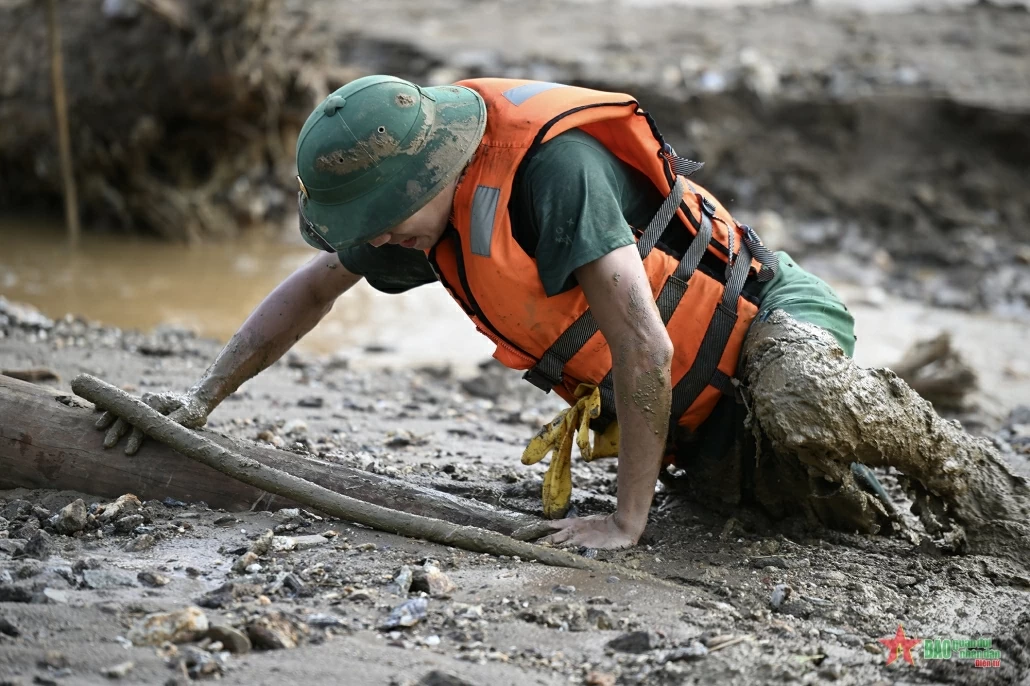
[295,75,486,251]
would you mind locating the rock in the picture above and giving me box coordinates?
[137,570,170,587]
[127,606,209,646]
[304,613,349,630]
[55,500,88,534]
[896,575,918,587]
[418,672,476,686]
[180,646,229,679]
[42,588,69,604]
[97,494,142,523]
[39,650,67,669]
[101,661,134,679]
[246,611,308,650]
[19,530,52,560]
[282,419,308,435]
[585,672,616,686]
[663,641,708,662]
[82,569,136,589]
[770,584,792,610]
[232,551,259,574]
[273,508,302,522]
[0,617,20,636]
[751,556,790,570]
[293,535,328,551]
[0,584,33,602]
[3,499,32,520]
[113,515,145,533]
[248,530,275,556]
[380,597,428,630]
[607,631,661,654]
[392,565,414,595]
[297,396,324,408]
[587,607,614,630]
[410,563,456,598]
[206,624,251,654]
[124,534,156,553]
[552,584,576,595]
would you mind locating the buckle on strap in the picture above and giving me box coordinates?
[661,143,705,177]
[739,223,780,281]
[522,365,561,393]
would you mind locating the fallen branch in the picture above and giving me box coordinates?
[72,374,677,585]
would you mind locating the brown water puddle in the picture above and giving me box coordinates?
[0,220,493,371]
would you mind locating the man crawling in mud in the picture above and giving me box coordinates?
[97,76,1029,555]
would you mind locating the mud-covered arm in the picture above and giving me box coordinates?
[542,243,673,548]
[190,251,362,410]
[97,252,362,454]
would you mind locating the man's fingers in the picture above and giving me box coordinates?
[94,410,116,430]
[124,427,145,456]
[103,417,131,448]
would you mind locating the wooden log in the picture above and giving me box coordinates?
[0,374,536,535]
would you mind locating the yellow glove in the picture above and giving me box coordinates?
[521,384,620,519]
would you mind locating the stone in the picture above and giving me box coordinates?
[304,613,349,630]
[20,530,53,560]
[552,584,576,595]
[3,499,32,520]
[127,606,209,646]
[246,611,308,650]
[418,671,475,686]
[137,570,170,587]
[101,661,134,679]
[206,624,251,654]
[607,631,660,654]
[39,650,67,669]
[663,641,708,662]
[391,566,414,595]
[770,584,792,610]
[0,617,20,636]
[124,534,156,553]
[751,556,790,570]
[248,530,275,555]
[113,515,145,533]
[42,588,69,604]
[380,597,428,630]
[82,569,136,589]
[0,584,33,603]
[410,564,456,598]
[585,672,616,686]
[232,552,259,574]
[98,494,142,523]
[55,499,88,534]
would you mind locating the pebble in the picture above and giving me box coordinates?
[82,569,136,590]
[246,611,307,650]
[752,556,790,570]
[0,617,20,636]
[770,584,793,610]
[124,534,156,553]
[113,515,144,533]
[552,584,576,595]
[380,597,429,630]
[662,641,709,662]
[392,565,414,595]
[101,661,134,679]
[205,624,252,654]
[607,630,660,654]
[410,563,456,598]
[55,499,88,534]
[137,570,170,587]
[417,671,476,686]
[127,606,209,646]
[42,588,69,604]
[39,650,67,669]
[20,530,53,560]
[232,551,259,574]
[585,672,616,686]
[304,613,349,630]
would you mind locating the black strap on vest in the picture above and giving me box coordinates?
[522,175,687,391]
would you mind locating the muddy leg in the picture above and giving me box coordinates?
[741,310,1030,558]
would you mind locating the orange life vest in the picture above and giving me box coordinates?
[426,79,777,432]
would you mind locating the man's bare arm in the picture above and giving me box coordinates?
[101,252,362,453]
[541,243,673,548]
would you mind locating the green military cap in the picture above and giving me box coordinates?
[295,75,486,252]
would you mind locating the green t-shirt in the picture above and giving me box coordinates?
[337,129,855,353]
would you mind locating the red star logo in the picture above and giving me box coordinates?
[879,624,922,665]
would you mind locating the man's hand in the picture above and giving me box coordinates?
[94,390,210,456]
[538,513,639,550]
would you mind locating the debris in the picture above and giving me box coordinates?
[607,631,660,654]
[662,641,709,662]
[19,530,53,560]
[770,584,793,610]
[127,606,209,646]
[0,617,20,636]
[82,569,136,590]
[55,499,88,534]
[246,611,308,650]
[410,563,456,598]
[124,534,156,553]
[417,671,476,686]
[380,597,428,630]
[206,624,251,654]
[392,565,414,595]
[137,570,170,587]
[704,634,751,652]
[101,661,134,679]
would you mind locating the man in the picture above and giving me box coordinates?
[97,76,870,549]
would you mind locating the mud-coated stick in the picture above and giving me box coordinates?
[71,374,678,586]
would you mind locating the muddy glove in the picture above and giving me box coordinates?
[521,384,620,519]
[94,390,210,456]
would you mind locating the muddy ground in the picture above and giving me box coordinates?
[1,297,1029,686]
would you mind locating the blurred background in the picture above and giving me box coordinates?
[1,0,1028,397]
